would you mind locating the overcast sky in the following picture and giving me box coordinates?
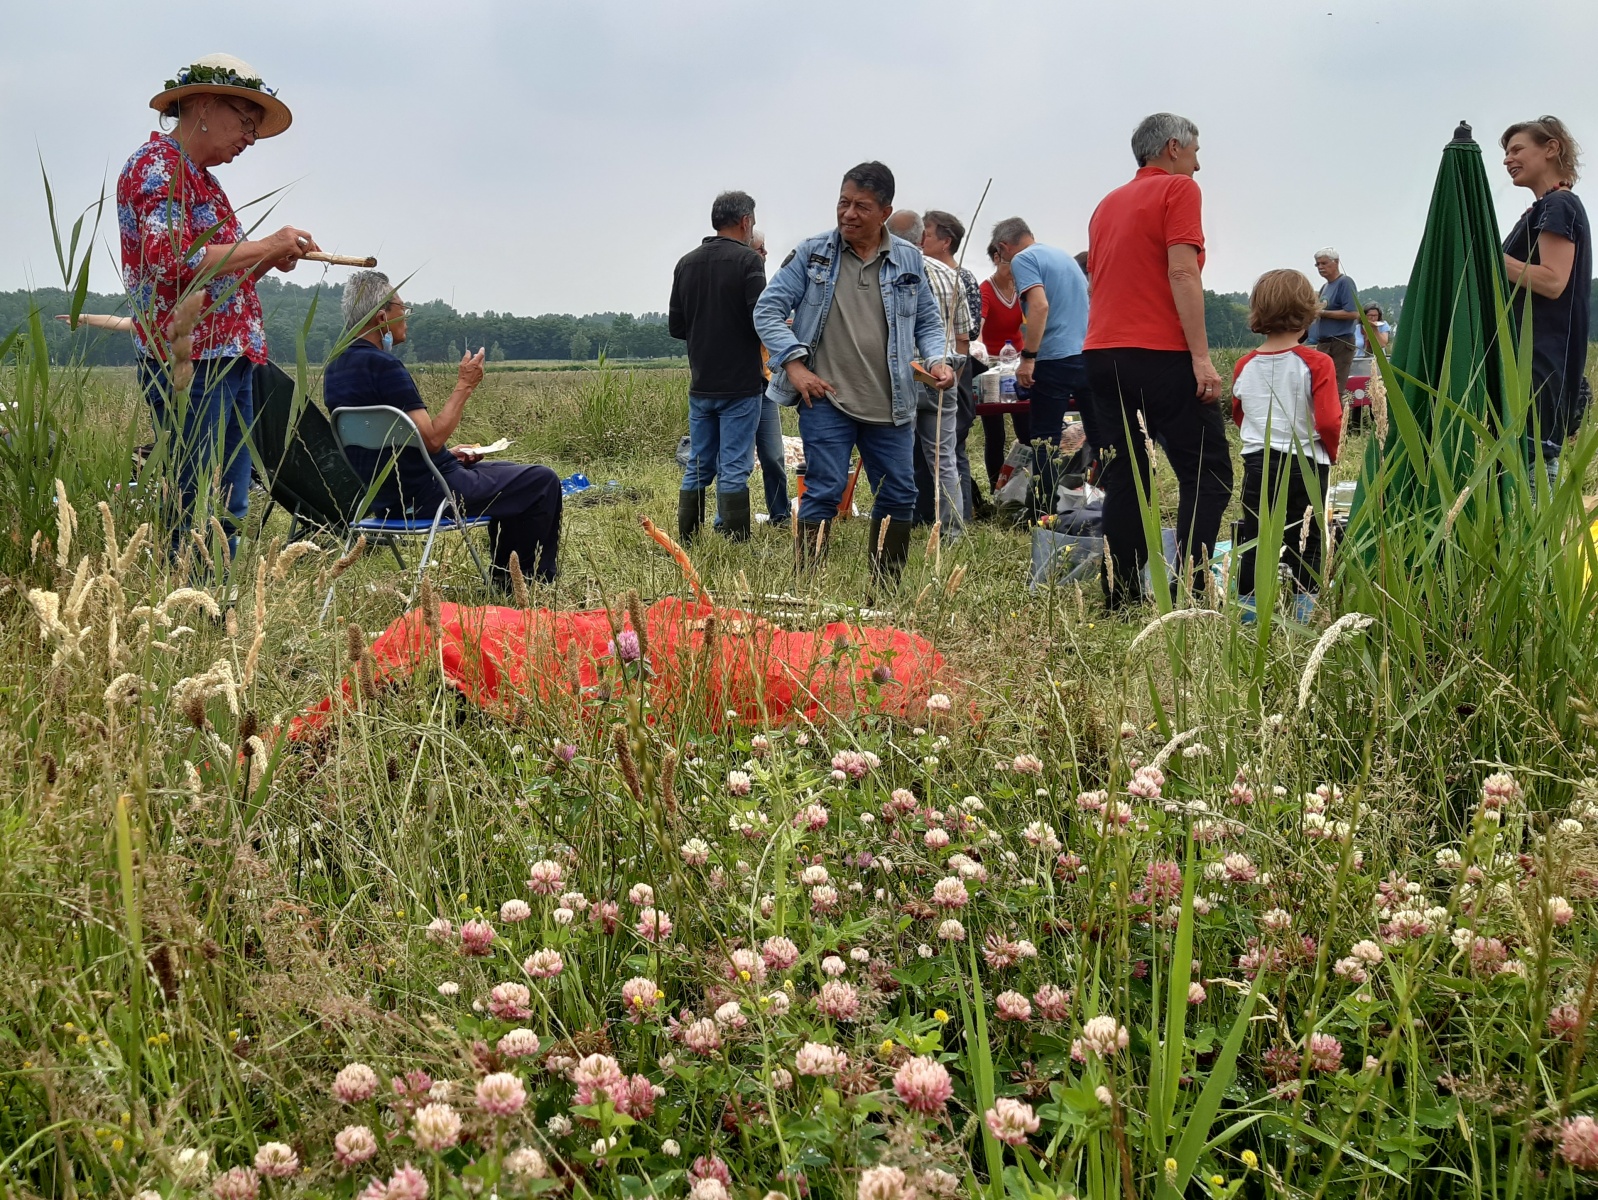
[4,0,1596,317]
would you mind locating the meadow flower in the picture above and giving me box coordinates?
[931,876,969,909]
[1350,940,1384,965]
[1222,854,1257,884]
[425,917,453,943]
[611,629,641,662]
[173,1148,211,1184]
[333,1062,381,1105]
[714,1001,745,1028]
[815,979,860,1020]
[937,919,966,942]
[1559,1118,1598,1176]
[764,990,792,1016]
[381,1164,429,1200]
[995,990,1032,1021]
[1481,772,1523,810]
[526,859,564,895]
[1187,982,1207,1004]
[459,919,495,956]
[750,734,771,757]
[410,1103,461,1151]
[984,1097,1040,1146]
[1261,908,1292,932]
[1144,859,1182,902]
[212,1167,259,1200]
[691,1155,733,1186]
[1550,896,1576,926]
[681,838,712,865]
[635,907,673,941]
[546,1114,574,1137]
[552,906,575,925]
[810,884,840,912]
[504,1147,551,1178]
[476,1072,527,1116]
[1334,957,1369,983]
[830,750,873,779]
[1012,753,1044,776]
[1470,936,1508,975]
[682,1018,722,1054]
[1550,1003,1585,1040]
[584,894,613,933]
[926,693,953,713]
[1032,983,1071,1021]
[688,1177,731,1200]
[850,946,870,963]
[488,982,533,1020]
[800,864,830,886]
[724,947,766,986]
[499,899,532,923]
[253,1144,299,1179]
[727,770,752,796]
[616,1074,663,1118]
[569,1054,625,1105]
[858,1165,914,1200]
[887,788,919,816]
[983,934,1021,969]
[660,1139,682,1158]
[761,936,800,972]
[892,1055,953,1114]
[1126,765,1164,799]
[498,1028,541,1057]
[821,954,847,977]
[334,1126,378,1168]
[793,803,829,831]
[1308,1032,1343,1072]
[558,890,588,911]
[795,1042,846,1076]
[627,882,655,906]
[1076,1015,1129,1058]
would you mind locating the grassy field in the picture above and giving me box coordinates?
[7,332,1598,1200]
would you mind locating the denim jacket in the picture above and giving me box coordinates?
[754,228,947,426]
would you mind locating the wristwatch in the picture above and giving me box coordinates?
[1019,349,1038,360]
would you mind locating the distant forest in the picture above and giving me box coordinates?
[4,275,1510,365]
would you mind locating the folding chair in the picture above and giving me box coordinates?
[323,405,493,617]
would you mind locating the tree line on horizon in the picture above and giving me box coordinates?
[1,275,1466,367]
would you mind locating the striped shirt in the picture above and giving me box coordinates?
[922,257,973,348]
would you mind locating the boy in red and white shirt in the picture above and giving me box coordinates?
[1230,269,1343,616]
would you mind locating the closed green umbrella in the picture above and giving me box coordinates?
[1346,121,1511,549]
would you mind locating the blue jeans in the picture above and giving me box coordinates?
[138,356,255,548]
[914,388,963,535]
[755,396,790,522]
[796,399,917,523]
[682,393,761,495]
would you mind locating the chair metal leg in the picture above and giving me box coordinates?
[320,530,356,624]
[411,500,449,606]
[448,497,493,589]
[386,535,407,569]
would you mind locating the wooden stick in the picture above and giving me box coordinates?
[304,252,377,267]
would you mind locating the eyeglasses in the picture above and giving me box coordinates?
[387,302,413,317]
[221,100,258,137]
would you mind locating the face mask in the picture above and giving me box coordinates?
[381,331,394,352]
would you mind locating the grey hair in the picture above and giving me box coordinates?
[750,225,765,249]
[710,190,756,232]
[1131,112,1199,167]
[887,209,923,245]
[342,269,395,331]
[1314,247,1340,262]
[990,216,1032,248]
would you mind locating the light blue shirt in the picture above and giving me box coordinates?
[1011,243,1089,361]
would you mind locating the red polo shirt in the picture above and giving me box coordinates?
[1084,166,1205,353]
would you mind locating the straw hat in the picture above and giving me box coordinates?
[149,54,292,139]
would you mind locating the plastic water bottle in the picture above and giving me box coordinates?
[998,344,1020,399]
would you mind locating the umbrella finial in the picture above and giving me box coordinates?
[1453,121,1475,143]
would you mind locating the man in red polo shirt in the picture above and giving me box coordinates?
[1085,112,1234,607]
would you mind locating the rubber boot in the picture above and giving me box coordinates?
[795,520,829,574]
[868,515,913,594]
[717,489,752,542]
[677,488,705,542]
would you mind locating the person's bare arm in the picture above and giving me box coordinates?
[408,349,486,454]
[1505,232,1577,299]
[194,226,320,280]
[1015,285,1048,388]
[1168,244,1222,399]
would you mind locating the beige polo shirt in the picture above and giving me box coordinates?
[811,232,895,425]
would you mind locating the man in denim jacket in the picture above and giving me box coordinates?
[754,161,953,587]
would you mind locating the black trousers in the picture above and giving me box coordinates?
[1235,450,1329,596]
[1086,347,1234,605]
[434,461,564,586]
[980,408,1031,489]
[1027,355,1094,520]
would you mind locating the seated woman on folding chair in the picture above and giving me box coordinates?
[324,270,562,590]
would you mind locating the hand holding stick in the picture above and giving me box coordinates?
[303,251,378,267]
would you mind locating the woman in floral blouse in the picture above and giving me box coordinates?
[117,53,318,554]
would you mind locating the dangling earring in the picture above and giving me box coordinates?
[200,122,208,131]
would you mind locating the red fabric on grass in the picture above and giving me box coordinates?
[291,598,949,736]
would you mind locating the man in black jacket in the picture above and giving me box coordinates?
[668,190,766,540]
